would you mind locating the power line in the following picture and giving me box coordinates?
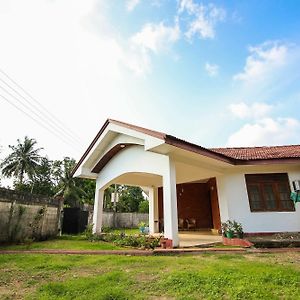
[0,76,81,146]
[0,82,81,148]
[0,93,81,152]
[0,68,82,144]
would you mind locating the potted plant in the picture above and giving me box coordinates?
[138,222,149,234]
[221,220,234,238]
[233,221,244,239]
[221,222,228,237]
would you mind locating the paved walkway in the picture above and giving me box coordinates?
[1,248,300,256]
[179,231,222,247]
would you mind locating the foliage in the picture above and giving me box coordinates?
[53,157,87,207]
[7,204,26,242]
[0,136,42,184]
[222,220,244,238]
[0,137,146,209]
[76,178,96,205]
[101,226,113,233]
[30,157,55,195]
[118,186,145,212]
[138,200,149,213]
[14,157,55,196]
[89,232,160,249]
[138,221,148,228]
[83,223,94,240]
[104,185,146,213]
[30,205,47,241]
[233,220,244,238]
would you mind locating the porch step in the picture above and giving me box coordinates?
[179,242,222,248]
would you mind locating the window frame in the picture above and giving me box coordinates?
[245,173,295,212]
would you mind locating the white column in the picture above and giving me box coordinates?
[216,176,230,222]
[92,188,104,234]
[149,187,159,234]
[163,157,179,247]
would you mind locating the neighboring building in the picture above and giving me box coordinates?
[73,119,300,247]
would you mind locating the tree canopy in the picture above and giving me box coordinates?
[0,137,148,212]
[0,136,42,185]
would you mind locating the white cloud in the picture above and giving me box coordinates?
[126,0,140,12]
[229,102,273,119]
[126,20,180,75]
[151,0,163,7]
[226,117,300,147]
[234,41,288,82]
[130,21,180,54]
[0,0,162,163]
[178,0,198,14]
[205,62,219,77]
[178,1,225,39]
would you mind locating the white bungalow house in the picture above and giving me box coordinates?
[73,119,300,247]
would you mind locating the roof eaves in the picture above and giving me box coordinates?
[164,135,235,165]
[71,119,167,177]
[108,118,167,140]
[71,119,110,177]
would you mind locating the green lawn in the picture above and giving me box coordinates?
[0,235,123,251]
[0,252,299,299]
[111,228,140,235]
[0,229,141,251]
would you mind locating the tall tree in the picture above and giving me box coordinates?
[0,136,42,185]
[116,186,145,212]
[15,157,55,196]
[54,157,86,207]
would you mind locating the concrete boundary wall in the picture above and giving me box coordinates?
[0,188,61,243]
[101,212,149,228]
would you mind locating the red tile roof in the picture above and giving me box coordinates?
[72,119,300,176]
[211,145,300,161]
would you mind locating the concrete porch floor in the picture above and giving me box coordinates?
[179,231,222,248]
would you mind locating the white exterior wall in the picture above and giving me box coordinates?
[94,144,179,246]
[95,145,167,189]
[217,166,300,233]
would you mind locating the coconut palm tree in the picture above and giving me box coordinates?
[0,136,42,184]
[54,157,86,207]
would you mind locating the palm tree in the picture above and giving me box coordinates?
[0,136,42,185]
[54,157,86,207]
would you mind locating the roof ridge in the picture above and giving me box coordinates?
[108,118,166,139]
[72,119,300,176]
[210,144,300,150]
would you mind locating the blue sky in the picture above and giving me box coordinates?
[0,0,300,165]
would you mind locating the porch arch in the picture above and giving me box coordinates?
[93,145,179,246]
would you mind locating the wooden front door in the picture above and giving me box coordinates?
[177,183,213,229]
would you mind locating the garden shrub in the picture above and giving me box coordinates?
[87,231,161,249]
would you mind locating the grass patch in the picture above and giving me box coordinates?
[0,253,299,299]
[33,271,135,300]
[111,228,140,235]
[158,260,300,299]
[0,235,123,251]
[0,229,141,252]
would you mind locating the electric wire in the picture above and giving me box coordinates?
[0,83,81,148]
[0,93,81,152]
[0,68,82,144]
[0,77,81,146]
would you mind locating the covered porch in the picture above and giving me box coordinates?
[73,119,231,247]
[92,162,224,248]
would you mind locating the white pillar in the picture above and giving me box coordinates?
[93,188,104,234]
[149,187,159,234]
[163,157,179,247]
